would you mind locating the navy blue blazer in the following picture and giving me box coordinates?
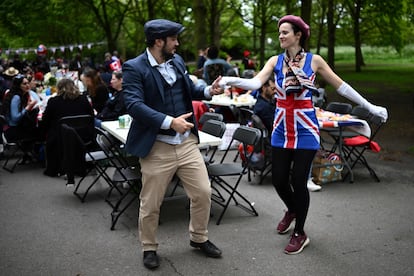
[122,51,207,158]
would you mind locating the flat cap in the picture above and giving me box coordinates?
[278,15,310,40]
[144,19,185,41]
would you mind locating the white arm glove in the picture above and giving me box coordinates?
[218,76,262,91]
[337,82,388,122]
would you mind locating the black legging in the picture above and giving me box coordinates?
[272,147,317,234]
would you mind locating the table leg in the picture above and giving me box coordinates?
[338,126,354,183]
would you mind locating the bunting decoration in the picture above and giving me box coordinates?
[3,41,105,56]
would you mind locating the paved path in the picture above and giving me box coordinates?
[0,152,413,276]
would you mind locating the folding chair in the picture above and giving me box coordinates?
[342,114,384,182]
[169,120,226,199]
[1,114,43,173]
[250,114,272,185]
[320,102,354,151]
[327,106,371,152]
[325,101,353,114]
[200,119,226,164]
[228,104,240,123]
[207,125,261,225]
[238,107,254,126]
[227,105,250,162]
[350,105,371,120]
[192,100,209,129]
[199,112,224,125]
[95,127,142,230]
[60,115,118,202]
[198,112,224,130]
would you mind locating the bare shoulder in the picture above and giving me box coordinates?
[267,55,280,65]
[255,55,280,82]
[310,53,343,87]
[311,53,333,73]
[311,54,327,68]
[261,55,280,72]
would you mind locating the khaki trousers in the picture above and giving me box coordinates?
[138,134,211,251]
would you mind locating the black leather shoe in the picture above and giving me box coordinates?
[190,240,222,258]
[143,250,159,269]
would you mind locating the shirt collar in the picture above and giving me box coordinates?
[146,48,173,67]
[147,48,158,67]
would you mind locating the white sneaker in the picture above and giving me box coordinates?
[307,179,322,192]
[66,183,75,190]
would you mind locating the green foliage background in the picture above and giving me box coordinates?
[0,0,413,65]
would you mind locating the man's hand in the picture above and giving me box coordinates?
[209,76,224,96]
[171,112,194,134]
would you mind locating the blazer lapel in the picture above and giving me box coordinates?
[172,58,191,93]
[149,67,166,103]
[144,51,166,103]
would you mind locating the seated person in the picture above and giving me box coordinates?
[40,78,94,177]
[81,67,109,114]
[203,45,233,85]
[1,74,42,163]
[95,71,126,127]
[27,74,44,104]
[253,76,276,134]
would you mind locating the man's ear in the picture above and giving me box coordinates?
[154,38,164,47]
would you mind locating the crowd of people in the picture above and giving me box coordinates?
[1,14,389,270]
[0,50,127,177]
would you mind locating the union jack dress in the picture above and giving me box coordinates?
[271,53,320,150]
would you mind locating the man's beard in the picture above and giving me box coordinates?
[162,46,175,60]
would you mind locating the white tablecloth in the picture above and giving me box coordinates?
[101,120,222,148]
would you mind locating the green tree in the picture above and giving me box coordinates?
[326,0,345,69]
[1,0,413,71]
[300,0,312,50]
[0,0,99,46]
[76,0,132,53]
[255,0,280,67]
[192,0,208,52]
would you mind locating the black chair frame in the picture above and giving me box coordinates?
[95,127,142,230]
[342,114,384,182]
[207,125,261,225]
[1,115,42,173]
[60,115,120,202]
[250,114,272,184]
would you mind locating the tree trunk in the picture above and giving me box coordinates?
[193,0,207,55]
[327,0,335,69]
[316,0,327,55]
[285,0,294,14]
[209,0,221,47]
[353,0,364,72]
[300,0,312,50]
[147,0,156,19]
[257,0,267,68]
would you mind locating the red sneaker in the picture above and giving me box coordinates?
[284,232,310,255]
[276,211,296,234]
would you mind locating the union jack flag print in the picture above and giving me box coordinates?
[271,53,320,150]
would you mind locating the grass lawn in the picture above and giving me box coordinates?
[315,45,414,94]
[325,63,414,94]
